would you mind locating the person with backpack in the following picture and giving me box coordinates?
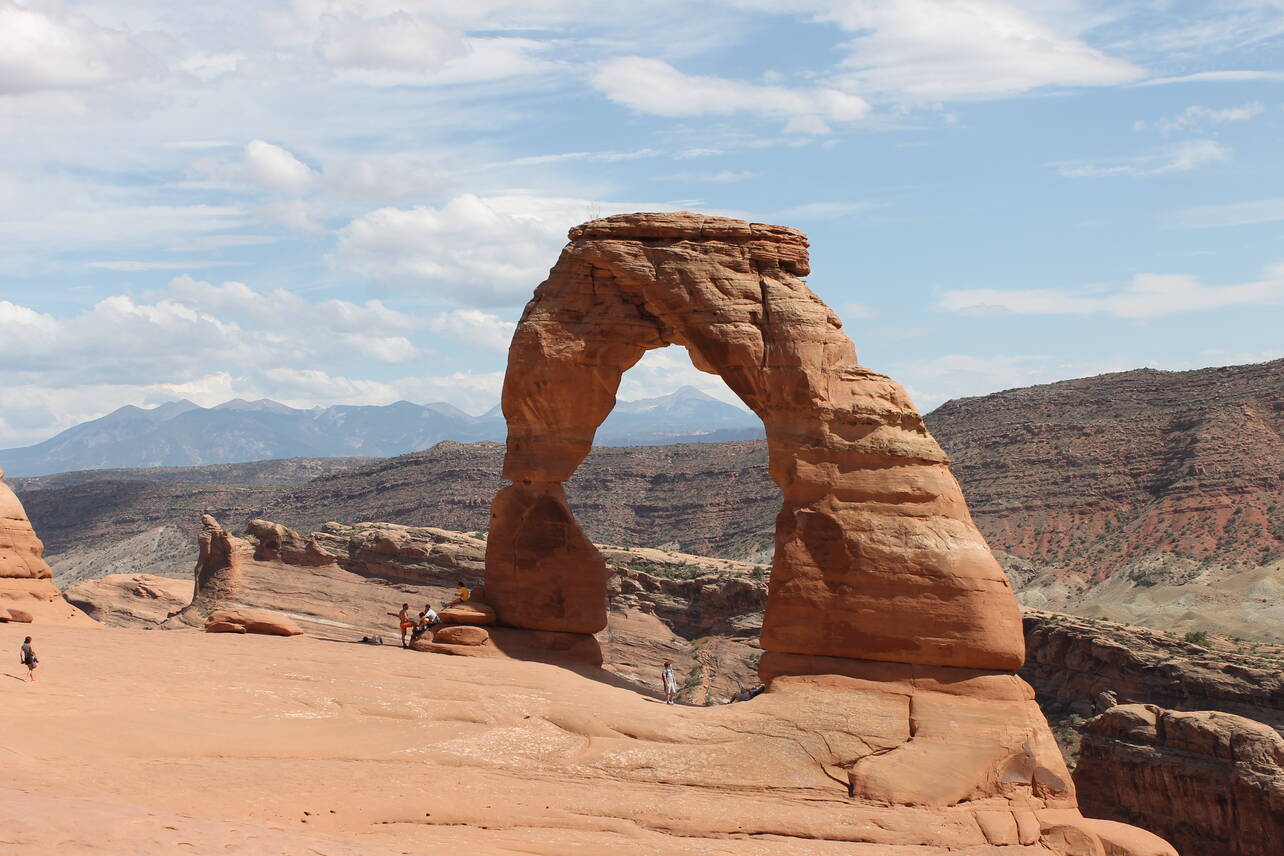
[20,636,37,682]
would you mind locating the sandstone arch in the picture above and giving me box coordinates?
[485,212,1024,671]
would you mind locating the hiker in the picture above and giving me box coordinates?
[456,581,471,603]
[661,660,678,705]
[20,636,37,682]
[398,603,414,647]
[410,606,439,642]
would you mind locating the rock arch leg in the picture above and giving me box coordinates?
[483,269,660,634]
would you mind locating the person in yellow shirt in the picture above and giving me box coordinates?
[457,581,470,603]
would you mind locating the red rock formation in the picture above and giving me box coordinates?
[1075,704,1284,856]
[63,573,193,626]
[486,212,1023,671]
[473,213,1175,854]
[0,467,94,624]
[205,607,303,636]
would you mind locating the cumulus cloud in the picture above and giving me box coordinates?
[592,57,869,134]
[817,0,1145,101]
[936,266,1284,319]
[331,193,684,305]
[1057,139,1229,178]
[426,309,516,353]
[242,140,317,194]
[0,0,160,94]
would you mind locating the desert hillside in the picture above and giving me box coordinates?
[13,359,1284,639]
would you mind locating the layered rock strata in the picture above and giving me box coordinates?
[486,212,1023,670]
[1022,611,1283,730]
[1075,704,1284,856]
[0,467,93,624]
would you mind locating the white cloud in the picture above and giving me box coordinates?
[426,309,516,353]
[331,193,685,305]
[0,0,159,94]
[936,266,1284,319]
[242,140,317,194]
[315,10,468,72]
[1153,102,1264,132]
[1057,139,1228,178]
[592,57,869,134]
[1167,197,1284,229]
[817,0,1145,101]
[1137,70,1284,86]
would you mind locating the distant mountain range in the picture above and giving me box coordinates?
[0,387,764,477]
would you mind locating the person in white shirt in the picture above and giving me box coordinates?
[661,661,678,705]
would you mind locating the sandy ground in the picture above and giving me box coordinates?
[2,624,1065,856]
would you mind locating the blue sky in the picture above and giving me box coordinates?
[1,0,1282,448]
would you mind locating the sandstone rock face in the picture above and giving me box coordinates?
[486,212,1023,670]
[0,467,94,625]
[205,608,303,637]
[63,573,193,627]
[1075,705,1284,856]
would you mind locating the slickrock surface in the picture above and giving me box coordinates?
[487,212,1023,670]
[1075,704,1284,856]
[0,624,1174,855]
[63,573,193,626]
[0,467,94,624]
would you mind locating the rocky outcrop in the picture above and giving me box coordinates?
[0,467,94,624]
[486,212,1023,670]
[1021,610,1283,730]
[166,517,476,636]
[205,607,303,636]
[1075,704,1284,856]
[63,573,193,626]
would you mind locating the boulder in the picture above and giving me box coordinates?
[433,625,489,646]
[438,602,495,626]
[204,608,303,637]
[0,606,32,622]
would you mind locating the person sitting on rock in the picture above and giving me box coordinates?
[410,606,439,642]
[20,635,37,682]
[661,661,678,705]
[397,603,414,648]
[456,581,471,603]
